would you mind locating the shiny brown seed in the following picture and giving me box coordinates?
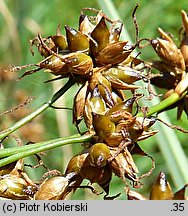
[64,52,93,75]
[88,143,110,167]
[92,113,116,141]
[65,25,89,52]
[150,171,173,200]
[65,151,89,175]
[79,163,112,193]
[106,97,136,123]
[90,88,107,114]
[90,17,110,57]
[49,35,68,51]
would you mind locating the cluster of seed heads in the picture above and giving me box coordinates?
[1,7,188,200]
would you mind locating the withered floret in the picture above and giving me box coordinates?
[149,10,188,119]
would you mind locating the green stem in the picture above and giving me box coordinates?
[0,102,49,141]
[136,91,187,117]
[0,134,92,167]
[0,78,76,141]
[0,134,79,158]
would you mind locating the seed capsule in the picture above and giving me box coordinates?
[109,21,123,43]
[34,174,75,200]
[89,70,112,92]
[89,72,114,107]
[90,17,110,57]
[0,162,17,176]
[111,89,125,104]
[92,113,116,141]
[39,54,68,75]
[92,104,137,146]
[106,97,136,123]
[65,151,89,175]
[64,52,93,75]
[150,171,173,200]
[65,149,112,194]
[110,148,138,182]
[128,117,157,142]
[64,152,90,195]
[73,81,89,125]
[65,25,89,52]
[0,174,31,199]
[79,14,95,34]
[96,41,133,65]
[79,164,112,193]
[103,66,142,84]
[173,184,188,200]
[38,52,93,76]
[90,87,107,114]
[151,28,185,71]
[88,143,110,167]
[103,67,141,90]
[97,81,113,107]
[49,35,68,51]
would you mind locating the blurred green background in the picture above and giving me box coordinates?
[0,0,187,199]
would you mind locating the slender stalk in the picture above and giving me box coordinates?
[136,91,187,117]
[0,102,49,141]
[0,134,92,167]
[0,78,76,141]
[0,134,80,158]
